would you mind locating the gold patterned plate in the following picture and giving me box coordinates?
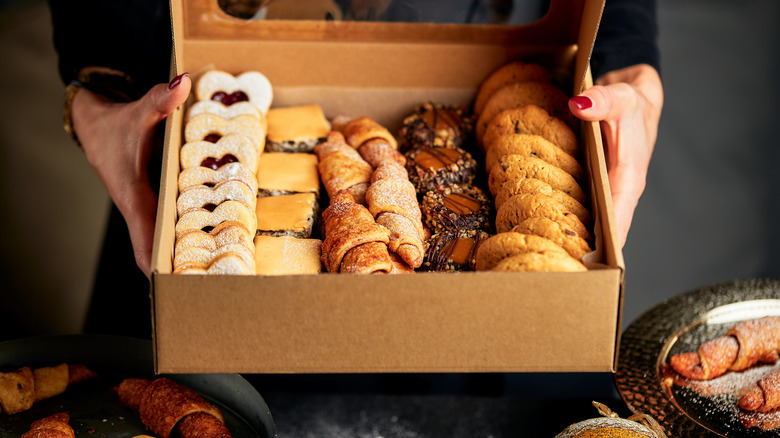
[615,278,780,437]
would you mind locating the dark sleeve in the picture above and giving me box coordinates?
[47,0,173,91]
[590,0,660,79]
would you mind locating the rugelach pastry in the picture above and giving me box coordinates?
[670,315,780,380]
[117,377,233,438]
[254,235,323,275]
[195,69,273,114]
[320,190,392,273]
[256,152,321,196]
[420,185,492,234]
[365,161,425,268]
[475,81,576,143]
[314,131,373,204]
[176,180,257,217]
[178,162,258,195]
[0,364,96,415]
[481,104,579,156]
[405,146,477,193]
[484,133,585,182]
[495,192,591,241]
[180,134,259,173]
[422,228,489,272]
[21,412,74,438]
[398,102,473,151]
[739,368,780,413]
[175,200,257,239]
[184,113,266,154]
[265,104,331,153]
[256,192,318,238]
[332,115,404,168]
[511,218,592,261]
[488,155,586,203]
[473,61,553,116]
[494,177,591,226]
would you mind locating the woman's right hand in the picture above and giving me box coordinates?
[70,69,191,279]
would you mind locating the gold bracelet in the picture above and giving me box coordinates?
[61,71,140,148]
[63,81,84,147]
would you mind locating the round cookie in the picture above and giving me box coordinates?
[491,251,587,272]
[420,185,492,234]
[482,105,578,156]
[475,81,576,144]
[488,155,587,203]
[494,192,591,241]
[398,102,473,151]
[484,133,585,181]
[473,61,553,116]
[474,232,567,271]
[511,217,592,261]
[423,228,491,272]
[494,177,591,226]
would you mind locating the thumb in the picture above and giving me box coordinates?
[142,73,192,124]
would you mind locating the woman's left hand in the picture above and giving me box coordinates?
[568,63,663,248]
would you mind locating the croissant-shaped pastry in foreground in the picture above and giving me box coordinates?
[21,412,74,438]
[321,190,392,273]
[116,377,232,438]
[0,364,96,415]
[739,369,780,412]
[314,131,373,204]
[365,161,425,268]
[670,316,780,380]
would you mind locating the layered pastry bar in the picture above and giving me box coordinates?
[254,235,323,275]
[256,152,320,196]
[265,104,331,153]
[255,192,318,238]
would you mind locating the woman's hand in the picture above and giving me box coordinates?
[568,64,663,248]
[70,69,191,278]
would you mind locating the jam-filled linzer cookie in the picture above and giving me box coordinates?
[405,146,477,193]
[420,185,492,234]
[422,229,490,272]
[195,70,273,114]
[398,102,473,151]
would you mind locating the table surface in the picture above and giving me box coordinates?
[246,372,633,438]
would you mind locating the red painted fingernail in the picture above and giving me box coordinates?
[168,72,189,90]
[570,96,593,110]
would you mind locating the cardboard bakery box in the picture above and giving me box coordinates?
[151,0,624,374]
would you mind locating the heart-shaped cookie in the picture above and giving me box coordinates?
[173,252,255,275]
[195,70,273,114]
[175,221,254,254]
[180,134,259,173]
[186,100,264,124]
[184,113,266,153]
[175,200,257,239]
[174,242,256,273]
[178,162,258,194]
[177,180,257,216]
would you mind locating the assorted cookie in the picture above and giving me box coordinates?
[170,61,598,275]
[472,61,594,271]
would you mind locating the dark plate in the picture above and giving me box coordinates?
[614,278,780,437]
[0,334,276,437]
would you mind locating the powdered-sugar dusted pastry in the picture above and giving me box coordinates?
[174,243,256,274]
[175,221,255,254]
[195,70,273,114]
[175,200,257,239]
[186,100,263,123]
[176,180,257,216]
[173,252,255,275]
[180,134,259,173]
[314,131,373,204]
[178,162,258,195]
[184,113,266,154]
